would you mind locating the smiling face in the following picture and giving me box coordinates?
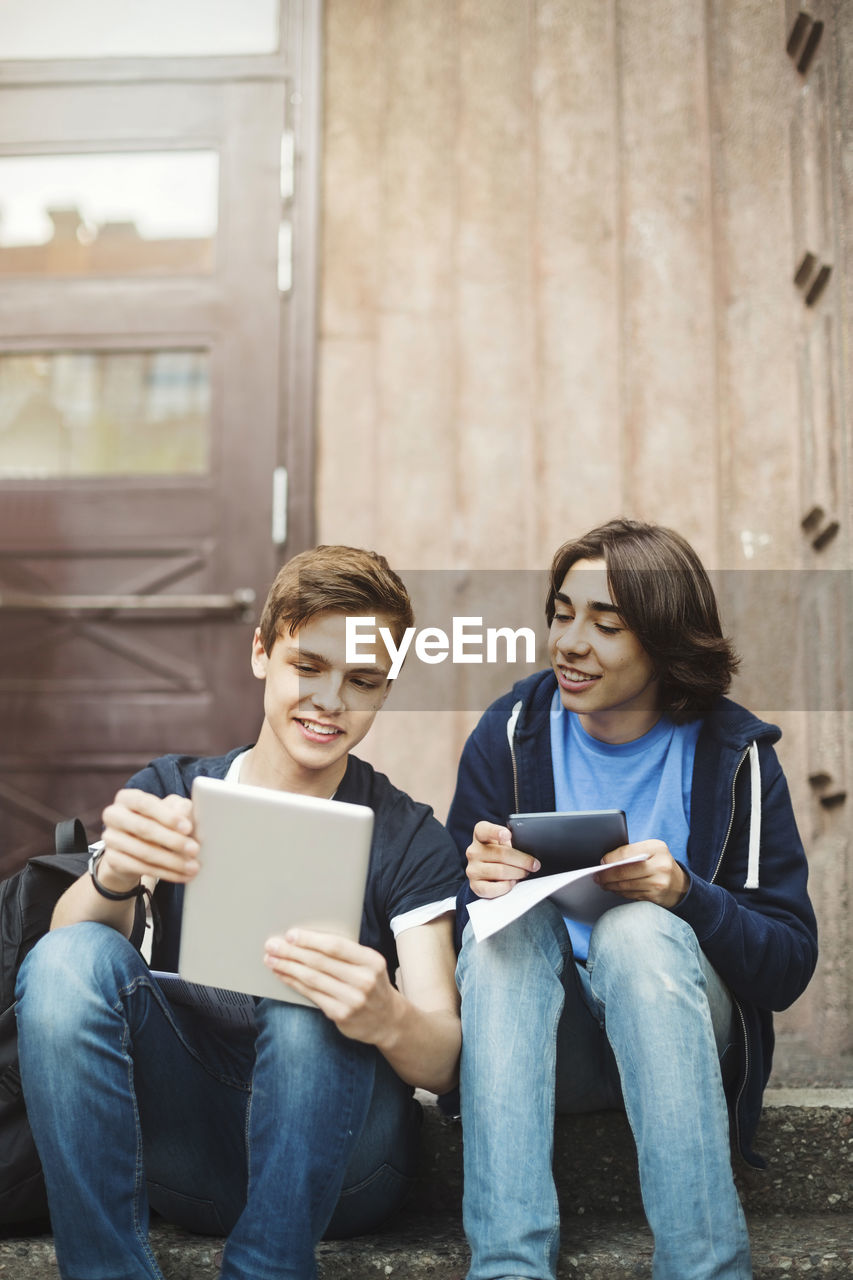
[246,610,392,796]
[548,558,662,743]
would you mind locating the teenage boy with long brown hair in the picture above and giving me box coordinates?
[451,518,817,1280]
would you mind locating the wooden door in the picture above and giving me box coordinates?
[0,3,319,870]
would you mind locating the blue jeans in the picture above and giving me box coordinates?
[15,923,421,1280]
[456,900,751,1280]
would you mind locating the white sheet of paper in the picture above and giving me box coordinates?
[466,853,648,943]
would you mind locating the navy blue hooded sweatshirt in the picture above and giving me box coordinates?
[447,669,818,1168]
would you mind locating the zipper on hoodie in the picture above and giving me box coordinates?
[710,746,748,885]
[711,744,750,1158]
[731,998,750,1159]
[510,743,520,814]
[507,699,523,814]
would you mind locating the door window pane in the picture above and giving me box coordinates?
[0,153,218,278]
[0,351,211,477]
[0,0,279,59]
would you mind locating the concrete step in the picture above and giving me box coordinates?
[2,1089,850,1278]
[328,1213,853,1278]
[420,1088,853,1220]
[3,1213,852,1279]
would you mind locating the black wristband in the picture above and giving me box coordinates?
[88,849,144,902]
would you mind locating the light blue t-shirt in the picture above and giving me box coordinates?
[549,689,701,962]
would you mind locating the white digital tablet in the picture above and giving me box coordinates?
[177,776,374,1005]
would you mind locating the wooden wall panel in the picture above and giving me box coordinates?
[453,0,536,568]
[318,0,383,548]
[317,339,379,548]
[707,0,801,574]
[318,0,852,1062]
[616,0,718,560]
[379,0,456,318]
[375,0,457,564]
[703,0,805,842]
[533,0,622,555]
[320,0,382,339]
[786,0,851,1057]
[376,314,456,563]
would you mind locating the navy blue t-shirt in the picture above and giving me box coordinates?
[125,747,465,978]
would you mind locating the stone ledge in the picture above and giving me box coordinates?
[764,1088,853,1109]
[2,1212,851,1279]
[3,1093,849,1277]
[421,1091,853,1219]
[322,1213,853,1279]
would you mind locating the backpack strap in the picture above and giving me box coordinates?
[54,818,90,857]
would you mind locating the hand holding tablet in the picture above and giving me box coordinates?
[507,809,629,875]
[177,777,374,1005]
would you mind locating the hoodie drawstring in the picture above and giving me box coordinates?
[745,739,761,889]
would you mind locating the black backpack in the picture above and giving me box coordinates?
[0,820,92,1229]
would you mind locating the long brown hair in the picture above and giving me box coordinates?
[547,519,739,722]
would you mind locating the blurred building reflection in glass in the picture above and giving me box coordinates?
[0,0,279,59]
[0,152,218,277]
[0,351,211,477]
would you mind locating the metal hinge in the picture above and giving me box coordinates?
[278,130,294,293]
[272,466,288,546]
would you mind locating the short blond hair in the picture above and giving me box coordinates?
[258,545,414,654]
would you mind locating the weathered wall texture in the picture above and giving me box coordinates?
[317,1,851,1072]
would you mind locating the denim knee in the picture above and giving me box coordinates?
[456,898,570,994]
[326,1055,422,1239]
[253,997,376,1108]
[255,995,346,1058]
[16,921,144,1037]
[588,902,702,998]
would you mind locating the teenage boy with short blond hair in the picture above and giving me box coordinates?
[16,545,464,1280]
